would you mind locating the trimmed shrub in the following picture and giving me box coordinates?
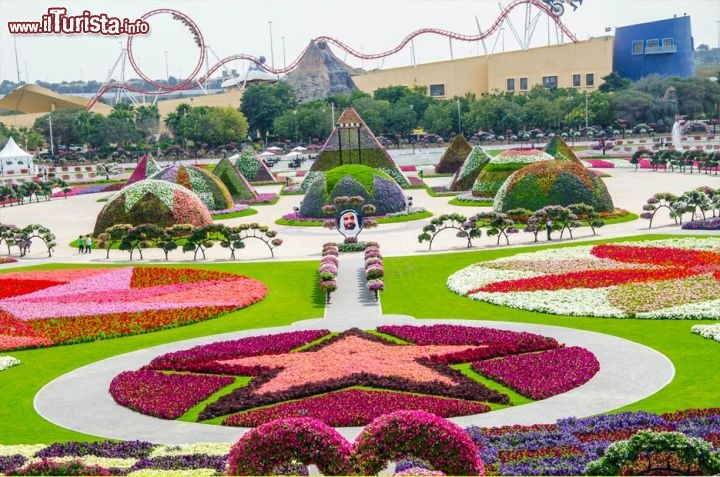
[93,180,213,235]
[436,134,472,174]
[494,160,614,213]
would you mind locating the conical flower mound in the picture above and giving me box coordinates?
[213,157,259,201]
[93,179,213,235]
[150,164,234,211]
[234,148,275,182]
[124,155,161,187]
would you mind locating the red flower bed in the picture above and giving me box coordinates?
[110,370,235,419]
[28,306,237,345]
[223,389,490,427]
[0,279,60,299]
[474,267,696,293]
[472,347,599,399]
[592,244,720,267]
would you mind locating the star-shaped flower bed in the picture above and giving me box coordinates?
[110,325,596,427]
[0,267,268,350]
[448,238,720,319]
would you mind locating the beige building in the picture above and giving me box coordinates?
[353,36,614,98]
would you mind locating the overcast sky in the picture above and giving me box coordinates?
[1,0,718,84]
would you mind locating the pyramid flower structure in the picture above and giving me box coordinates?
[306,108,409,187]
[436,134,472,174]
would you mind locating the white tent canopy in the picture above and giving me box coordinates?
[0,137,34,176]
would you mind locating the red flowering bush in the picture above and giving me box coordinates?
[352,410,485,476]
[226,417,352,475]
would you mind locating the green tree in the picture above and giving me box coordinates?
[598,71,632,93]
[135,105,160,142]
[240,82,297,142]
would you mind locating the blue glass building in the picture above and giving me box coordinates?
[613,16,695,80]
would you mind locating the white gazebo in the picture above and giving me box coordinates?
[0,137,34,176]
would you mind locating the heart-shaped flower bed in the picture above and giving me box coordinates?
[0,267,267,350]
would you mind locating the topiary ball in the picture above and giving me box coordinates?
[494,160,615,213]
[93,179,213,235]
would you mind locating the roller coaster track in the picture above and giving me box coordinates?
[88,0,578,110]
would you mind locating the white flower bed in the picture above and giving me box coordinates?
[639,300,720,320]
[468,288,627,318]
[447,266,540,295]
[0,444,45,457]
[0,355,20,371]
[149,442,232,458]
[692,324,720,342]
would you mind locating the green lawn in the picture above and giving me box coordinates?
[1,234,719,444]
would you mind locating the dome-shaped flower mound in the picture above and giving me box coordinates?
[299,165,406,218]
[93,179,213,235]
[472,148,555,198]
[150,164,234,211]
[494,160,614,212]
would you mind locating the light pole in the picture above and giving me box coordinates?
[293,109,298,144]
[584,90,589,130]
[268,21,276,76]
[456,98,462,134]
[164,51,169,83]
[48,102,55,156]
[282,36,286,69]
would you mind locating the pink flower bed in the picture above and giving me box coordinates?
[223,389,490,427]
[0,267,268,350]
[472,346,599,399]
[110,370,235,419]
[584,159,614,168]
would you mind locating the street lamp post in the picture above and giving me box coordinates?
[48,102,55,156]
[456,98,462,134]
[584,90,589,130]
[164,51,169,84]
[268,21,276,77]
[293,110,298,144]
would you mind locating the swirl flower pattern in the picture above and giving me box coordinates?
[449,238,720,319]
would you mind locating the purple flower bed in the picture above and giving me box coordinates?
[50,183,121,198]
[682,217,720,230]
[472,347,600,399]
[130,454,227,473]
[378,324,560,351]
[223,389,490,427]
[109,370,235,419]
[36,440,155,459]
[148,330,330,371]
[0,456,27,474]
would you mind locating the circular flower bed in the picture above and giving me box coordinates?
[110,324,599,427]
[448,238,720,319]
[0,267,267,350]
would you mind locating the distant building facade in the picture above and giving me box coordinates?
[353,16,694,98]
[613,16,695,81]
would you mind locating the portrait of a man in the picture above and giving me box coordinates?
[337,209,362,237]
